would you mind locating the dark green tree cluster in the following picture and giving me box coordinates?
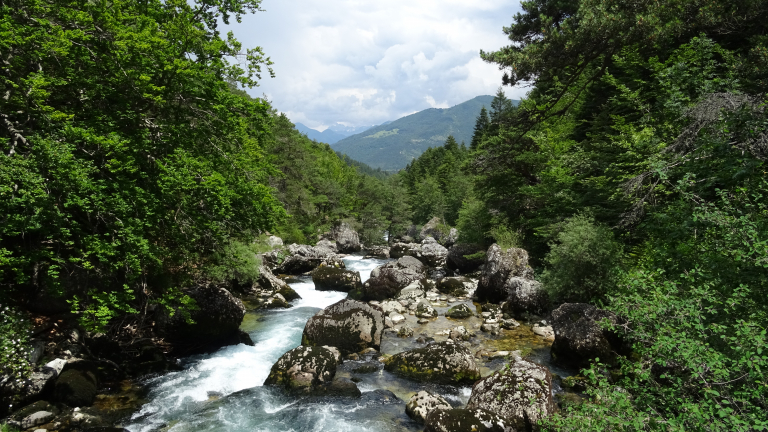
[465,0,768,429]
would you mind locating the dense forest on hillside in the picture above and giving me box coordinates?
[395,0,768,430]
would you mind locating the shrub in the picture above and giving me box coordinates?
[540,215,623,302]
[488,225,522,250]
[0,305,32,380]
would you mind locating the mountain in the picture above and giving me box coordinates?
[333,95,503,171]
[327,123,376,136]
[294,123,348,144]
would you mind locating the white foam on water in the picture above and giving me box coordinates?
[343,255,388,283]
[289,281,348,309]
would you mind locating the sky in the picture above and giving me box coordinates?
[228,0,526,130]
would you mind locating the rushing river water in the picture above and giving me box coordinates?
[123,255,568,432]
[125,256,431,432]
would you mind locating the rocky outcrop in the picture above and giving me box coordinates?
[474,244,547,314]
[550,303,624,369]
[302,299,385,355]
[252,266,301,307]
[419,237,448,267]
[159,284,245,348]
[266,235,284,248]
[265,243,345,275]
[406,391,452,424]
[466,357,554,431]
[263,345,341,393]
[315,239,338,253]
[425,408,514,432]
[329,222,361,253]
[312,265,362,292]
[419,217,458,247]
[446,243,486,273]
[362,256,427,301]
[389,242,422,259]
[383,340,480,384]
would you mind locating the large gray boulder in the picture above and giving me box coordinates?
[419,237,448,267]
[54,365,98,407]
[0,367,57,416]
[365,245,390,259]
[475,244,546,315]
[425,408,514,432]
[266,235,284,248]
[389,242,422,259]
[383,340,480,384]
[467,357,555,431]
[362,256,427,301]
[263,345,340,393]
[312,265,362,292]
[406,390,452,424]
[446,243,486,273]
[302,299,385,355]
[550,303,624,369]
[159,284,245,346]
[500,277,548,317]
[437,277,473,297]
[329,222,361,253]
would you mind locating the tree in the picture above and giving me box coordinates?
[470,107,491,150]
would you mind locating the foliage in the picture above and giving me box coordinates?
[0,305,31,379]
[455,195,491,244]
[540,215,624,302]
[0,0,286,331]
[488,226,523,251]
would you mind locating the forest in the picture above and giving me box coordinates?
[1,0,767,430]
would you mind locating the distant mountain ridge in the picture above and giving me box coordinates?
[294,122,380,144]
[333,95,503,171]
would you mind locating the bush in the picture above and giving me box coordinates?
[456,196,491,244]
[0,305,32,379]
[488,225,522,250]
[540,215,623,302]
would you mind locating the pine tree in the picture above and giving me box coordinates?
[470,106,490,150]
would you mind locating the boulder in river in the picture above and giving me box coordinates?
[389,242,422,259]
[312,265,362,292]
[415,299,437,319]
[466,357,554,431]
[475,244,535,303]
[267,243,345,275]
[54,361,99,407]
[405,390,452,424]
[419,217,458,247]
[362,256,427,301]
[419,237,448,267]
[263,345,341,393]
[158,283,246,350]
[445,303,473,319]
[499,277,548,317]
[436,276,473,297]
[365,246,390,259]
[256,265,301,302]
[425,407,514,432]
[550,303,625,369]
[302,299,385,355]
[383,340,480,384]
[329,221,362,253]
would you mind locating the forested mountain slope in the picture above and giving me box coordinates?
[333,95,503,170]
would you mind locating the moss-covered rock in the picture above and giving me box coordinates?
[383,340,480,385]
[424,407,512,432]
[446,243,486,273]
[389,242,422,259]
[436,277,471,297]
[466,358,554,431]
[302,299,385,355]
[55,367,98,407]
[475,244,534,303]
[550,303,625,369]
[263,345,340,393]
[312,265,362,292]
[445,304,473,319]
[406,390,451,424]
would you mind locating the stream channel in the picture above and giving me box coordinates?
[122,255,571,432]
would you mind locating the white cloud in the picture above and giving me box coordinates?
[227,0,526,129]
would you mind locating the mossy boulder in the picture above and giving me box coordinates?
[389,242,422,259]
[302,299,385,355]
[437,277,471,296]
[550,303,625,369]
[446,243,486,273]
[424,407,512,432]
[475,244,535,304]
[419,237,448,267]
[54,366,98,407]
[383,340,480,385]
[312,265,362,292]
[466,358,554,431]
[263,345,341,393]
[445,304,473,319]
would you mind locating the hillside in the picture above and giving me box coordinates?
[332,95,504,170]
